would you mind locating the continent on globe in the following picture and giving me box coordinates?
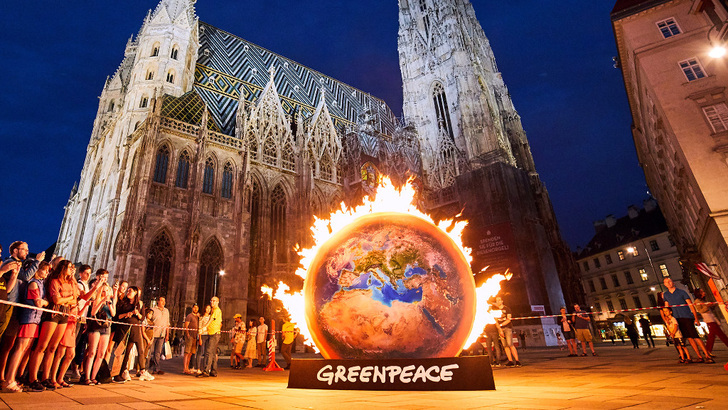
[304,212,476,360]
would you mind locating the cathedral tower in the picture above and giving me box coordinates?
[398,0,579,315]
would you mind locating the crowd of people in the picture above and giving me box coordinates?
[0,241,188,393]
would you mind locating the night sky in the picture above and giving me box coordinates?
[0,1,647,256]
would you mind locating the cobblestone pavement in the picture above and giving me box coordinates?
[1,343,727,409]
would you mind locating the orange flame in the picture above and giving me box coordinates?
[263,176,506,354]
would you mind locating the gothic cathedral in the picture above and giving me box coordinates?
[57,0,581,325]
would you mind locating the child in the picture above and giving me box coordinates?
[660,307,691,363]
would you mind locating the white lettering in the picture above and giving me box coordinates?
[425,365,441,382]
[399,365,416,383]
[360,366,373,382]
[386,366,402,383]
[347,366,361,383]
[373,366,386,383]
[317,365,334,385]
[440,364,459,382]
[412,365,428,383]
[334,365,347,383]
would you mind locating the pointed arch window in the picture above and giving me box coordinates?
[151,45,160,57]
[153,145,170,184]
[433,82,454,141]
[221,162,233,199]
[320,153,333,181]
[263,138,277,165]
[282,143,295,171]
[147,71,154,81]
[271,185,288,261]
[144,231,174,302]
[128,151,138,185]
[170,47,179,60]
[419,0,430,37]
[140,96,149,108]
[175,150,190,188]
[108,100,115,112]
[247,138,259,161]
[197,239,223,307]
[202,158,215,194]
[166,71,175,84]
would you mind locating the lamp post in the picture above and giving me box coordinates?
[214,269,225,297]
[627,240,664,292]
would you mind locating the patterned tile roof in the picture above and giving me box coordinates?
[193,22,400,137]
[161,91,221,132]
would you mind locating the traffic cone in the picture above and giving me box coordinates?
[264,319,284,371]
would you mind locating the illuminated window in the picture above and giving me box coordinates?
[656,18,681,38]
[618,251,625,261]
[659,264,670,277]
[679,58,706,82]
[639,268,649,282]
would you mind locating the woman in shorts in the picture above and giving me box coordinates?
[28,260,77,391]
[2,261,50,393]
[51,269,83,387]
[84,271,116,384]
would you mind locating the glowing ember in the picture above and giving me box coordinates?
[262,176,507,356]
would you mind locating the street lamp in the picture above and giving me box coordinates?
[213,270,225,296]
[627,240,664,292]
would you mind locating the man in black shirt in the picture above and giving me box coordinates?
[495,297,521,367]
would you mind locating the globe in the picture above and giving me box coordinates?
[304,212,476,359]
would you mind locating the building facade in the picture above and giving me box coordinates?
[576,201,683,336]
[57,0,579,326]
[612,0,728,306]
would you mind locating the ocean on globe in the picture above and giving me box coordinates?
[304,212,476,359]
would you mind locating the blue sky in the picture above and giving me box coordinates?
[0,0,646,255]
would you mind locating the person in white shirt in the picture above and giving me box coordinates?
[256,317,268,367]
[148,297,170,375]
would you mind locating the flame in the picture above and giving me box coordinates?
[263,176,507,354]
[464,270,509,348]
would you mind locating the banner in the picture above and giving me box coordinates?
[466,222,519,282]
[288,356,495,391]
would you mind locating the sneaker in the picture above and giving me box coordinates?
[209,371,218,377]
[196,371,209,378]
[2,381,22,393]
[28,380,45,392]
[143,370,155,381]
[112,375,126,383]
[515,361,522,367]
[505,361,515,367]
[123,370,132,382]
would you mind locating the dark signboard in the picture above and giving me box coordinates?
[287,356,495,391]
[467,222,519,282]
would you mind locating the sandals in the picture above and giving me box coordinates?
[58,381,71,388]
[705,357,716,364]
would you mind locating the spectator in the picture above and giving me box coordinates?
[256,316,269,367]
[484,322,504,367]
[196,305,211,375]
[83,271,117,385]
[244,319,257,368]
[694,288,728,356]
[281,319,299,370]
[141,308,155,379]
[72,264,96,380]
[662,278,713,363]
[106,280,128,363]
[27,260,76,391]
[495,297,521,367]
[148,296,170,375]
[624,315,640,349]
[51,266,84,388]
[0,242,44,384]
[660,306,691,363]
[518,330,527,349]
[605,328,616,345]
[557,307,578,357]
[638,315,655,348]
[1,261,50,393]
[183,304,199,374]
[572,303,597,356]
[0,259,21,338]
[114,286,152,382]
[200,297,222,377]
[230,314,245,369]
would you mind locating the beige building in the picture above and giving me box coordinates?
[612,0,728,302]
[576,202,683,336]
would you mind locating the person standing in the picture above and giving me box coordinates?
[694,288,728,356]
[199,297,221,377]
[230,314,246,369]
[183,304,199,374]
[624,316,640,349]
[244,319,257,368]
[196,305,211,375]
[572,304,597,356]
[662,278,713,363]
[495,297,521,367]
[557,307,578,357]
[484,323,504,367]
[638,315,655,348]
[280,319,299,370]
[148,296,170,375]
[256,317,269,367]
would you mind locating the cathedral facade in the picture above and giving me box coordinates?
[57,0,581,326]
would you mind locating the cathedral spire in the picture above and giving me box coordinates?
[152,0,197,23]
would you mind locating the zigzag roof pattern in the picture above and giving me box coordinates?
[193,22,400,137]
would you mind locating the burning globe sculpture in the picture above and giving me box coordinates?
[304,212,476,359]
